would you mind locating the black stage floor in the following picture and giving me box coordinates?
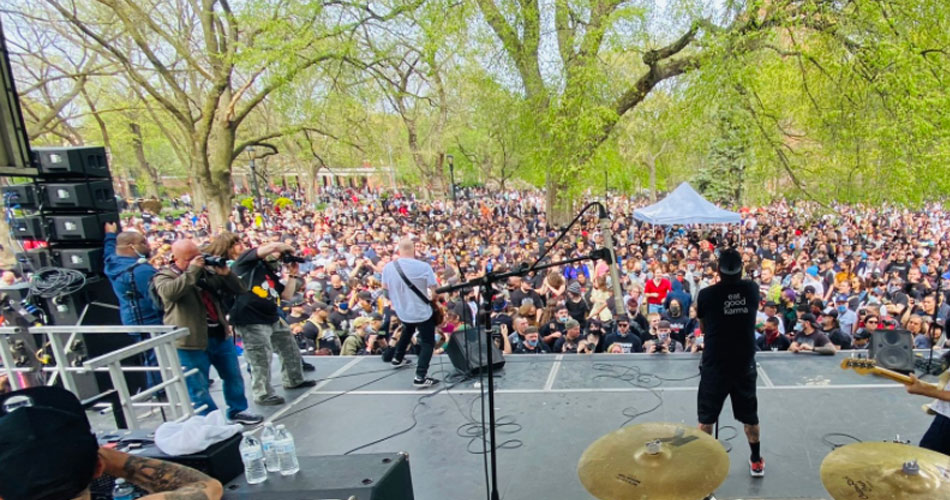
[197,352,945,499]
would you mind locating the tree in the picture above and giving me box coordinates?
[473,0,916,222]
[27,0,415,228]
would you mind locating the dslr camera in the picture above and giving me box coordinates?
[202,253,229,267]
[281,251,307,264]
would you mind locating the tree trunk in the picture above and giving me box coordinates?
[645,155,657,202]
[545,172,573,227]
[129,122,161,197]
[202,114,237,231]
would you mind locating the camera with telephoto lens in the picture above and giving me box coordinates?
[281,252,307,264]
[202,253,229,267]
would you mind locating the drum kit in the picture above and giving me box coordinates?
[578,422,950,500]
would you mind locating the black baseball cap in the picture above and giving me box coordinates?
[717,248,743,277]
[0,387,100,500]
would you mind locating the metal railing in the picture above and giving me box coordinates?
[0,325,202,429]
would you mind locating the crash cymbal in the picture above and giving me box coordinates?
[820,441,950,500]
[577,422,729,500]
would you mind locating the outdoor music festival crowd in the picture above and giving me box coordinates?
[117,186,950,359]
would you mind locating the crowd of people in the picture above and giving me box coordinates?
[112,187,949,363]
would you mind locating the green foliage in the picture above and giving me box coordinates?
[10,0,950,210]
[692,108,753,206]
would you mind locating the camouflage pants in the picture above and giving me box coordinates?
[236,321,305,401]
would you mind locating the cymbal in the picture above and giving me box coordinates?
[820,441,950,500]
[577,422,729,500]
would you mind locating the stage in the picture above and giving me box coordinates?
[135,351,945,499]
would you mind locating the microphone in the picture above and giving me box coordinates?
[597,202,626,320]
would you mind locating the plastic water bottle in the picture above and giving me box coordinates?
[112,478,134,500]
[275,424,300,475]
[239,432,268,484]
[260,423,280,473]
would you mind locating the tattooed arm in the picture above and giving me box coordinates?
[98,447,223,500]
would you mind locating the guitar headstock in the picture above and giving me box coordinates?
[840,357,877,375]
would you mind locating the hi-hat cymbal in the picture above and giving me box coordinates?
[820,441,950,500]
[577,422,729,500]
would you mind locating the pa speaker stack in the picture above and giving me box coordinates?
[3,146,119,277]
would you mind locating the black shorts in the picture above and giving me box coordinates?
[697,366,759,426]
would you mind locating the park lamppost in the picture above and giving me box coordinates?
[447,154,456,201]
[247,145,261,206]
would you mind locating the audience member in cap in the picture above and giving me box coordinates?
[645,320,685,353]
[603,315,643,353]
[0,387,222,500]
[789,314,836,354]
[554,319,583,353]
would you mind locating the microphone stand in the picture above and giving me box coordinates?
[925,266,942,375]
[435,203,612,500]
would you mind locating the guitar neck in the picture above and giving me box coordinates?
[871,367,916,385]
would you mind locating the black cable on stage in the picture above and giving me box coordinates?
[821,432,863,450]
[341,374,470,456]
[28,267,87,299]
[437,357,524,456]
[271,365,410,424]
[590,362,736,451]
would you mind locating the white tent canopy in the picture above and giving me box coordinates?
[633,182,741,225]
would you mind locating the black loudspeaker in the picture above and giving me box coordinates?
[223,453,414,500]
[869,329,915,373]
[53,247,104,274]
[43,278,148,398]
[1,183,37,208]
[11,215,44,239]
[15,248,51,271]
[33,146,110,178]
[445,326,506,375]
[48,213,118,241]
[41,180,117,210]
[91,431,243,500]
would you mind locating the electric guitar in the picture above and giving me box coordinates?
[840,358,948,414]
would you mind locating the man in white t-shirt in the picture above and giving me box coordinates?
[382,239,440,388]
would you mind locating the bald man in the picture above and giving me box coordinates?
[152,239,262,425]
[104,223,163,327]
[382,238,440,387]
[104,223,164,388]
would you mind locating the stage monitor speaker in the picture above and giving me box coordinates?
[869,329,915,373]
[41,180,116,210]
[1,183,36,208]
[91,431,243,500]
[222,453,414,500]
[445,325,506,375]
[33,146,110,178]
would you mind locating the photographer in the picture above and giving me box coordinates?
[204,233,316,407]
[153,239,261,425]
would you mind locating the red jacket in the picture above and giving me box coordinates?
[645,278,672,305]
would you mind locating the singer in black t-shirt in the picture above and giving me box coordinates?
[696,248,766,478]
